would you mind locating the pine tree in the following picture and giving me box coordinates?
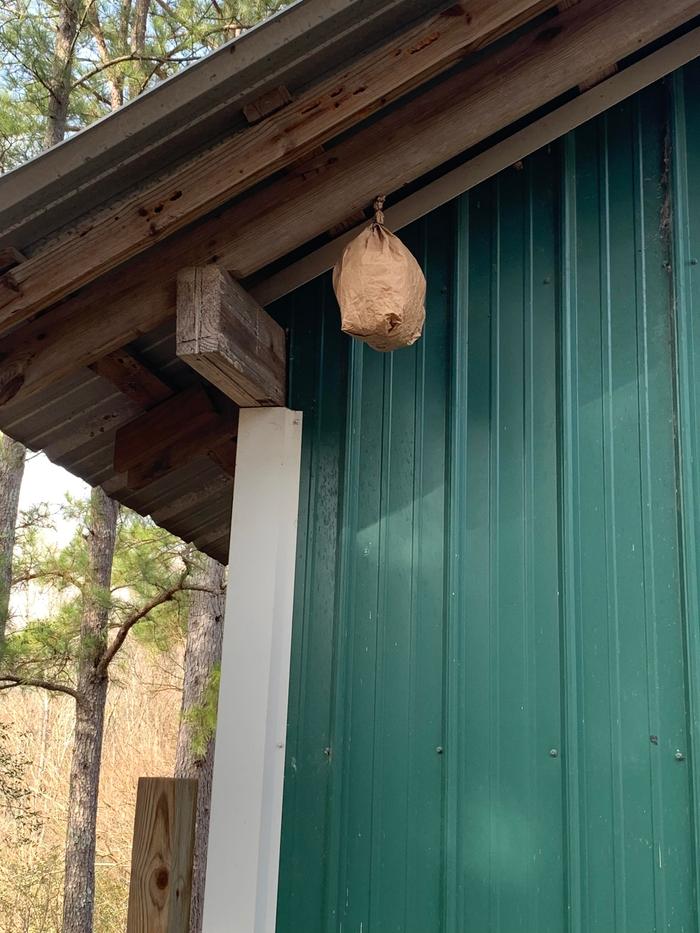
[1,492,222,932]
[0,0,288,169]
[0,435,26,643]
[175,555,225,933]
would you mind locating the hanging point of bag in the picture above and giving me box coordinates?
[332,194,426,352]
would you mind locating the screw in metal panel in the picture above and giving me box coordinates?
[675,749,685,761]
[549,748,559,758]
[436,746,444,755]
[323,747,331,758]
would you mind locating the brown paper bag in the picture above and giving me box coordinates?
[332,201,426,352]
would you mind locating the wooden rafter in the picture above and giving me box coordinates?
[112,386,238,491]
[90,349,173,408]
[0,0,557,334]
[0,0,697,412]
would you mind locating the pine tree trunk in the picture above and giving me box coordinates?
[0,433,25,642]
[129,0,151,98]
[44,0,80,147]
[62,487,119,933]
[175,555,225,933]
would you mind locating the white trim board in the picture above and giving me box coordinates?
[202,407,303,933]
[252,26,700,308]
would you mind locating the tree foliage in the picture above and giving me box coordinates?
[0,0,287,168]
[0,495,211,698]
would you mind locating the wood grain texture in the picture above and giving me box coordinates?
[177,266,286,407]
[112,385,238,489]
[90,349,173,408]
[114,386,216,474]
[0,269,174,408]
[0,0,554,332]
[126,777,198,933]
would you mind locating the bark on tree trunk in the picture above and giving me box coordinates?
[44,0,80,148]
[129,0,151,98]
[0,433,25,642]
[175,555,225,933]
[62,487,119,933]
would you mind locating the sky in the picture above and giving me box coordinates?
[19,452,90,544]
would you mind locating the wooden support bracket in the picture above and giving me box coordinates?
[126,777,197,933]
[176,266,286,407]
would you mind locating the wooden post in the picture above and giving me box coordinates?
[126,777,198,933]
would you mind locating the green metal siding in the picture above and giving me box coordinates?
[273,66,700,932]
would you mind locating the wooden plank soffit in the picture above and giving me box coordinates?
[176,266,286,408]
[0,0,557,333]
[113,386,238,490]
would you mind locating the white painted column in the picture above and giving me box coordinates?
[202,407,303,933]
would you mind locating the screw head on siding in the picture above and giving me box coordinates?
[436,746,444,755]
[549,748,559,758]
[675,749,685,761]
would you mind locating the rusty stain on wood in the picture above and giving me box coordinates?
[126,777,198,933]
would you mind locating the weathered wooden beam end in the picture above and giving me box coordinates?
[126,776,198,933]
[176,266,287,408]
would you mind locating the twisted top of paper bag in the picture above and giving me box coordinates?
[373,194,386,225]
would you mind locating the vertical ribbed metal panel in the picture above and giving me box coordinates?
[670,57,700,931]
[446,146,564,933]
[274,66,700,933]
[559,84,694,933]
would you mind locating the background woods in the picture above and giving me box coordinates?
[0,487,225,932]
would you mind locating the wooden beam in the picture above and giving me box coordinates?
[113,386,238,490]
[253,26,700,306]
[0,271,174,407]
[176,267,286,407]
[114,386,216,474]
[90,349,173,408]
[242,85,293,124]
[210,0,700,277]
[0,247,25,276]
[1,0,697,412]
[126,777,197,933]
[0,0,556,333]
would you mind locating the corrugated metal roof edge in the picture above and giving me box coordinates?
[0,0,448,253]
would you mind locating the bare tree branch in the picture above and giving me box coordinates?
[0,674,80,702]
[71,52,197,91]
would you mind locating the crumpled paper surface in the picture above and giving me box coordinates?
[333,220,426,352]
